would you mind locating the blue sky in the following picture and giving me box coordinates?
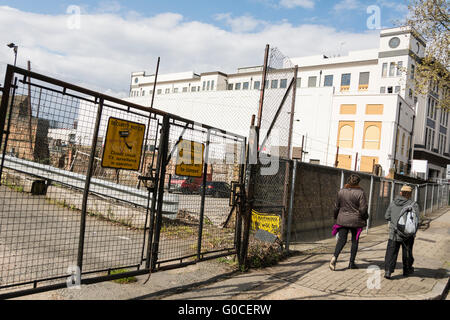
[0,0,410,96]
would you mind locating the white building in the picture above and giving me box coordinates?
[109,26,448,180]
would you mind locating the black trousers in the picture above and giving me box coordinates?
[334,227,359,263]
[384,237,415,273]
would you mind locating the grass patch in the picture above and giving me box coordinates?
[109,269,137,284]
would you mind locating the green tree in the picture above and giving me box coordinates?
[405,0,449,110]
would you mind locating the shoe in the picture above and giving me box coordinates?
[329,256,336,271]
[403,267,414,276]
[348,262,358,269]
[384,271,392,279]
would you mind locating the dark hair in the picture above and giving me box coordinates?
[347,174,361,186]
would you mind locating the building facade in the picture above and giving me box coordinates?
[122,27,449,180]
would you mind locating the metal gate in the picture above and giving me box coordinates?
[0,65,246,298]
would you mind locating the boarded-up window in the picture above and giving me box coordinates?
[363,122,382,149]
[340,104,356,114]
[337,154,352,170]
[360,156,379,173]
[338,122,354,148]
[365,104,384,114]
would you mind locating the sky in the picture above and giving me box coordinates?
[0,0,410,97]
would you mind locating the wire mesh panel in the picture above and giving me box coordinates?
[153,118,245,269]
[0,73,86,291]
[0,66,164,295]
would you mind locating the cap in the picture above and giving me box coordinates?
[400,185,412,192]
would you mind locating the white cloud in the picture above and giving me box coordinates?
[333,0,363,12]
[279,0,315,9]
[0,6,379,98]
[215,13,267,33]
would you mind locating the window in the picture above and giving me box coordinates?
[401,133,405,155]
[182,87,188,92]
[207,81,210,91]
[366,104,383,115]
[410,64,415,79]
[227,83,233,90]
[192,86,197,92]
[157,89,162,95]
[308,76,317,87]
[407,136,411,158]
[382,63,388,77]
[173,88,178,93]
[165,88,170,94]
[395,86,400,93]
[142,90,145,96]
[340,73,351,91]
[271,79,278,89]
[408,88,413,99]
[264,80,269,89]
[387,86,393,93]
[389,62,396,76]
[235,83,241,90]
[296,78,301,88]
[360,156,379,173]
[396,61,403,76]
[380,87,386,94]
[363,122,382,150]
[202,81,206,91]
[340,104,356,114]
[324,75,333,87]
[243,82,249,90]
[358,72,369,90]
[280,79,287,88]
[211,80,215,90]
[254,81,261,90]
[337,121,354,148]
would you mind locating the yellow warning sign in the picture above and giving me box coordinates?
[175,139,205,177]
[101,117,146,171]
[251,210,281,237]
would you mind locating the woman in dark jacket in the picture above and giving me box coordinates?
[329,174,368,271]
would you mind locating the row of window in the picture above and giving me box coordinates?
[337,121,382,150]
[227,78,289,91]
[298,72,370,90]
[425,127,448,155]
[381,61,404,78]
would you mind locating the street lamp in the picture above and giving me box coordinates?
[7,43,18,66]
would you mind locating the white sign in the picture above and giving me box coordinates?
[447,164,450,180]
[411,160,428,173]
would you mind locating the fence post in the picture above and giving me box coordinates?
[150,115,170,270]
[197,129,211,260]
[423,184,428,217]
[77,97,103,273]
[366,175,373,234]
[430,184,434,214]
[286,160,297,251]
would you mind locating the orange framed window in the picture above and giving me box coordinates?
[340,104,356,114]
[337,121,355,148]
[363,122,382,150]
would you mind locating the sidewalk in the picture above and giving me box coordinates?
[159,207,450,300]
[13,207,449,300]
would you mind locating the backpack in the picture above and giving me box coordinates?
[395,204,419,239]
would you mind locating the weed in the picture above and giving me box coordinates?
[109,269,137,284]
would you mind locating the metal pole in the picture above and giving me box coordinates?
[366,175,374,234]
[430,184,434,213]
[354,152,358,171]
[423,184,428,217]
[257,44,270,129]
[340,170,344,189]
[138,57,160,189]
[197,129,211,260]
[286,160,297,251]
[150,116,170,270]
[335,146,339,167]
[77,98,104,272]
[287,66,298,160]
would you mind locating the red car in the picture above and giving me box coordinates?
[169,174,211,194]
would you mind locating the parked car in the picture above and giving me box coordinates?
[169,174,210,194]
[200,181,231,198]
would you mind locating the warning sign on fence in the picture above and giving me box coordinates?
[101,117,146,171]
[251,210,281,237]
[175,139,205,177]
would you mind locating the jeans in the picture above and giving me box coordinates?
[333,227,359,263]
[384,237,415,273]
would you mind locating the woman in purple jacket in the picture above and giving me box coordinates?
[329,174,368,271]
